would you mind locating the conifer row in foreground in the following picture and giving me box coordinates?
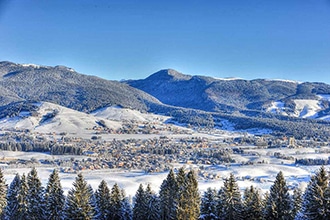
[0,166,329,219]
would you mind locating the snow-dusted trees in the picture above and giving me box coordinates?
[177,170,200,220]
[159,168,200,220]
[220,173,243,220]
[45,169,65,220]
[16,174,28,220]
[0,169,7,219]
[95,180,111,220]
[64,173,94,219]
[27,167,45,219]
[159,169,178,220]
[201,173,262,220]
[291,187,303,219]
[242,186,263,220]
[120,189,133,220]
[264,171,292,219]
[200,188,218,220]
[87,184,98,218]
[133,184,146,220]
[109,183,123,220]
[298,166,330,219]
[4,166,330,219]
[95,181,132,220]
[4,174,20,220]
[144,184,160,220]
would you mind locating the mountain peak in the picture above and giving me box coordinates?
[146,69,192,81]
[54,65,76,72]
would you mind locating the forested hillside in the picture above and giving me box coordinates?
[0,61,161,112]
[1,61,330,138]
[127,69,330,119]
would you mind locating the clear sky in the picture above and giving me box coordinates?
[0,0,329,83]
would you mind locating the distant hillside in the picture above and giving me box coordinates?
[1,62,330,139]
[0,61,161,112]
[127,69,330,120]
[0,101,121,134]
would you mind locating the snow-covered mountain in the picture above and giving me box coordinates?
[127,69,330,121]
[1,61,330,137]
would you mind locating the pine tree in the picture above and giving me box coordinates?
[27,167,45,220]
[120,189,132,220]
[215,188,225,218]
[159,169,178,220]
[133,184,146,220]
[16,173,28,220]
[221,173,243,220]
[298,166,329,219]
[95,180,111,220]
[45,169,65,220]
[242,186,262,220]
[176,170,200,220]
[110,183,123,220]
[291,187,302,219]
[0,169,7,219]
[176,167,187,220]
[145,184,160,220]
[176,167,186,195]
[87,184,98,219]
[264,171,292,220]
[4,173,20,220]
[200,187,218,220]
[64,173,94,220]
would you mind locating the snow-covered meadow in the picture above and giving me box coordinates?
[0,147,327,197]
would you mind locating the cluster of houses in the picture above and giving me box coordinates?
[1,125,329,179]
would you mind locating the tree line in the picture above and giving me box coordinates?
[0,166,329,219]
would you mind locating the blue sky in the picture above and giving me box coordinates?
[0,0,329,83]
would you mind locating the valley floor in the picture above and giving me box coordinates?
[0,150,327,197]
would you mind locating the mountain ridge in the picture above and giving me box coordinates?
[127,69,330,120]
[1,61,330,139]
[0,61,162,112]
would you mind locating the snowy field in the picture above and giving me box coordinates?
[0,149,327,197]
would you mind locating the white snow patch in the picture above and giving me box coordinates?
[265,79,301,84]
[215,77,243,81]
[21,63,44,68]
[293,99,322,118]
[92,106,170,122]
[320,115,330,121]
[266,101,286,114]
[317,94,330,102]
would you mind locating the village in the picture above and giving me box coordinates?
[1,118,329,181]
